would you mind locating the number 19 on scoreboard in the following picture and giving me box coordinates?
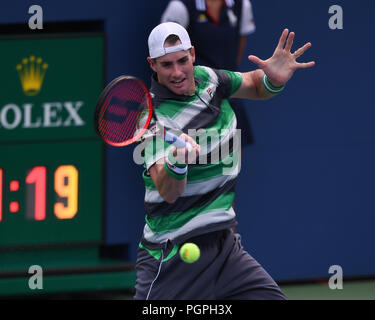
[0,165,79,222]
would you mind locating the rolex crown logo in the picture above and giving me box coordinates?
[16,55,48,96]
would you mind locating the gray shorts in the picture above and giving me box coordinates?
[134,230,286,300]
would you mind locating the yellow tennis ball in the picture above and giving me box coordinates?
[180,242,200,263]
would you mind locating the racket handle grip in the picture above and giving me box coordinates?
[164,131,192,152]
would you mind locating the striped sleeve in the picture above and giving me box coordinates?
[215,69,243,98]
[143,136,170,170]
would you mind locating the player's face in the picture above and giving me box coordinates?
[148,46,196,96]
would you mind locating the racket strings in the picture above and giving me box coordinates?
[97,79,151,145]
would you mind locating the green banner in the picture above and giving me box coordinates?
[0,35,104,142]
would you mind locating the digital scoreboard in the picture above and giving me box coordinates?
[0,141,102,246]
[0,35,104,248]
[0,32,134,295]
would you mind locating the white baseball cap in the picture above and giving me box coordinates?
[148,22,192,59]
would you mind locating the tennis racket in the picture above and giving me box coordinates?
[94,75,192,150]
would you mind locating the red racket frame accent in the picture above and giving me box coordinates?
[95,76,153,147]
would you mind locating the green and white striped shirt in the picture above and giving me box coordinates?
[141,65,243,247]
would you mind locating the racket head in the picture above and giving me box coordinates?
[94,76,153,147]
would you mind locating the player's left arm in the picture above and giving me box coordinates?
[232,28,315,100]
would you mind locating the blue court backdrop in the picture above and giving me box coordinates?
[0,0,374,282]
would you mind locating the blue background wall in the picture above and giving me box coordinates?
[1,0,374,282]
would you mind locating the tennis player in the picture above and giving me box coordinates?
[134,22,314,300]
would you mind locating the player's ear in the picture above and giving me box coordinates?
[190,46,195,64]
[147,57,157,72]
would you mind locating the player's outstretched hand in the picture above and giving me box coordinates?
[248,29,315,87]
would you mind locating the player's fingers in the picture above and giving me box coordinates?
[179,133,200,156]
[284,32,295,52]
[296,61,316,69]
[293,42,312,59]
[277,28,289,49]
[178,134,200,163]
[194,144,201,157]
[180,133,197,148]
[248,55,265,68]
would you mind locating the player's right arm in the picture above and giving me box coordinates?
[149,133,200,204]
[149,161,186,204]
